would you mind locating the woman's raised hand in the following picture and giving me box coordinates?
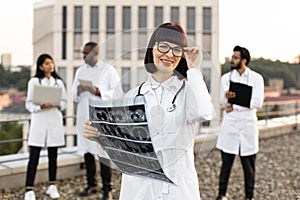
[184,47,202,69]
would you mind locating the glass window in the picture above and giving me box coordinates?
[106,7,115,59]
[138,33,147,60]
[74,6,82,59]
[57,67,66,82]
[122,7,131,31]
[203,7,212,59]
[90,6,99,42]
[106,6,115,34]
[155,7,163,27]
[138,7,147,60]
[187,7,195,35]
[202,68,211,92]
[138,7,147,29]
[62,6,67,60]
[74,6,82,31]
[171,7,179,22]
[203,34,211,60]
[106,35,115,60]
[122,33,131,60]
[137,66,147,84]
[122,67,131,92]
[203,7,212,34]
[122,7,131,60]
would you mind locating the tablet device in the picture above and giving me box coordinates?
[32,85,62,106]
[228,81,252,108]
[79,79,93,87]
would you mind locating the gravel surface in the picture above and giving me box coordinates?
[1,132,299,200]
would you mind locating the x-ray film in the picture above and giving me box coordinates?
[89,96,174,184]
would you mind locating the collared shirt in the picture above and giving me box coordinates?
[119,68,215,200]
[72,59,123,154]
[217,68,264,156]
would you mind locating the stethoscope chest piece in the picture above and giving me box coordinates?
[167,104,176,112]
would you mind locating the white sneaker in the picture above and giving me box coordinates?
[24,190,36,200]
[46,185,60,199]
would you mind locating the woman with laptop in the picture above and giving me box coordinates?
[24,54,67,200]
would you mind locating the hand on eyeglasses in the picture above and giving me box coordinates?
[184,47,202,69]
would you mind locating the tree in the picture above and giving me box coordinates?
[221,58,300,89]
[0,122,23,155]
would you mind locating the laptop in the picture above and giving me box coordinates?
[32,85,62,106]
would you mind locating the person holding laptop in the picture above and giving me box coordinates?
[24,54,67,200]
[215,46,264,200]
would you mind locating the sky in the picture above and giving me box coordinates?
[0,0,300,65]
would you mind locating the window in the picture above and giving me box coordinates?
[155,7,163,27]
[62,6,67,60]
[122,7,131,60]
[201,68,211,92]
[90,6,99,42]
[122,67,131,92]
[57,67,66,82]
[137,66,147,84]
[106,6,115,59]
[74,6,82,59]
[187,7,196,40]
[138,7,147,60]
[203,7,212,59]
[171,7,179,22]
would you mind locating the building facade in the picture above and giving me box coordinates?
[33,0,220,146]
[1,53,12,71]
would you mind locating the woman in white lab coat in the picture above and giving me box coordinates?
[83,22,215,200]
[24,54,67,200]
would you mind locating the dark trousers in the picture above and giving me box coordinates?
[26,146,58,187]
[84,152,112,192]
[218,151,256,199]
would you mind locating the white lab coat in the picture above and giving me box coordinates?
[72,60,123,154]
[216,68,264,156]
[119,68,215,200]
[25,76,67,147]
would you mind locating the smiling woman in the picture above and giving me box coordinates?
[83,22,215,200]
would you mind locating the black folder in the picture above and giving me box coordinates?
[228,81,252,108]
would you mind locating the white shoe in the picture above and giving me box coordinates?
[46,185,60,199]
[24,190,36,200]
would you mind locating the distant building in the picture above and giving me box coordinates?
[269,78,284,92]
[33,0,221,146]
[1,53,12,71]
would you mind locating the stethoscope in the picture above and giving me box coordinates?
[136,80,185,112]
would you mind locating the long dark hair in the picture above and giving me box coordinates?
[144,22,189,79]
[33,54,62,80]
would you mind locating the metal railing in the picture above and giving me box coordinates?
[1,99,300,156]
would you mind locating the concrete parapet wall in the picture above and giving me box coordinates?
[0,123,299,190]
[0,147,85,189]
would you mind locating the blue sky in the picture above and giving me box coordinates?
[1,0,300,65]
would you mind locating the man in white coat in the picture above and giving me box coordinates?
[216,46,264,200]
[72,42,123,200]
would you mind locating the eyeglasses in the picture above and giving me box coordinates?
[155,42,183,57]
[231,55,241,60]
